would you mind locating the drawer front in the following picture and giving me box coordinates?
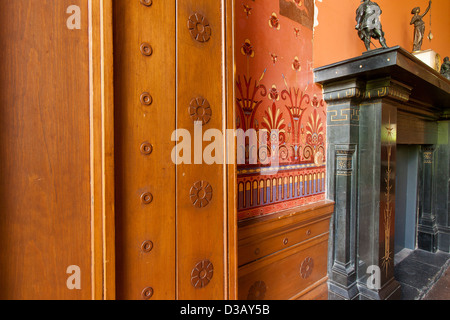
[238,237,328,300]
[239,218,330,267]
[295,281,328,300]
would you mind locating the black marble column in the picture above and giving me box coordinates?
[434,121,450,253]
[418,146,438,252]
[322,77,412,300]
[355,78,410,300]
[324,79,363,300]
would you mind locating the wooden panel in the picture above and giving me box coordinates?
[237,201,333,300]
[294,278,328,300]
[89,0,116,300]
[176,0,227,300]
[239,217,330,266]
[238,201,334,240]
[113,0,176,300]
[0,0,91,299]
[114,0,234,300]
[238,235,329,300]
[225,0,238,300]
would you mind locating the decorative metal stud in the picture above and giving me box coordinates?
[188,13,211,43]
[141,192,153,205]
[140,43,153,56]
[189,181,213,208]
[140,0,153,7]
[141,287,154,300]
[140,142,153,155]
[191,260,214,289]
[189,97,212,125]
[247,281,267,300]
[300,257,314,279]
[140,92,153,106]
[141,240,154,253]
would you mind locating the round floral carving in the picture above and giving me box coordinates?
[190,181,213,208]
[188,13,211,43]
[191,260,214,289]
[189,97,212,125]
[300,257,314,279]
[247,281,267,300]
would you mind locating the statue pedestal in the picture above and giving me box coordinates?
[412,49,441,72]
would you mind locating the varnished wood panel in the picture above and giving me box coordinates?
[238,235,329,300]
[225,0,238,300]
[114,0,235,300]
[237,201,333,300]
[176,0,227,300]
[293,278,328,300]
[0,0,91,299]
[113,0,176,300]
[89,0,116,300]
[239,217,330,266]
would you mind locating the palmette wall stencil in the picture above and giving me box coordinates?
[236,0,326,221]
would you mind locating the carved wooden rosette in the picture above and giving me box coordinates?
[247,281,267,300]
[189,97,212,125]
[190,181,213,208]
[188,13,211,43]
[300,257,314,279]
[191,260,214,289]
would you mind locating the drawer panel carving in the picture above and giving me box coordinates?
[239,218,330,266]
[238,236,328,300]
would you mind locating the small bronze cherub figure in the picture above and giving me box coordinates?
[411,0,432,52]
[356,0,388,51]
[440,57,450,80]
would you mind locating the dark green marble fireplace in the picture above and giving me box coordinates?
[314,46,450,300]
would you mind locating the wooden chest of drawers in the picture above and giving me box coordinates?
[238,201,334,300]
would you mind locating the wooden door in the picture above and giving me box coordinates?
[113,0,236,300]
[0,0,92,299]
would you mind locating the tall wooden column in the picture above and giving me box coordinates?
[113,0,236,300]
[176,0,230,300]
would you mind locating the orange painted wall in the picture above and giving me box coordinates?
[314,0,450,68]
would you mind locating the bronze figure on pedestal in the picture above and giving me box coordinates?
[410,1,432,52]
[356,0,388,51]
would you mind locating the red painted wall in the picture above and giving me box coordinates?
[314,0,450,68]
[236,0,327,220]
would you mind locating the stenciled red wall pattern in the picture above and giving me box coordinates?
[236,0,327,221]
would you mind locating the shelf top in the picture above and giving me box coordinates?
[314,46,450,109]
